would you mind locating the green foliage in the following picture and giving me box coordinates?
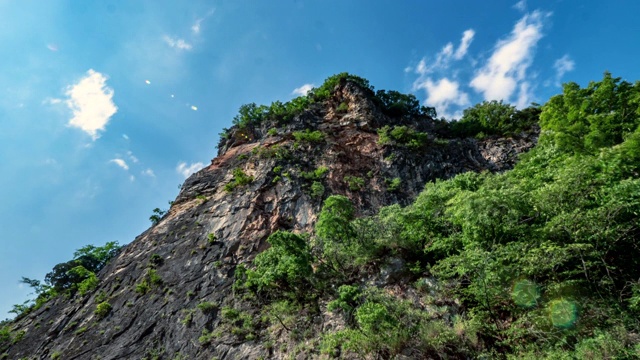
[540,72,640,152]
[310,181,324,198]
[149,208,167,224]
[292,129,324,143]
[308,73,374,101]
[197,301,218,315]
[217,307,256,340]
[242,231,314,299]
[343,175,365,191]
[235,74,640,357]
[377,125,429,149]
[232,103,270,129]
[449,100,540,138]
[299,166,328,181]
[336,101,349,113]
[266,128,278,136]
[386,177,401,192]
[14,241,122,318]
[224,168,254,192]
[207,233,217,245]
[135,268,163,295]
[375,89,436,119]
[94,301,112,320]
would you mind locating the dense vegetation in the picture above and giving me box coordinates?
[233,73,640,358]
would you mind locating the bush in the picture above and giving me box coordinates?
[292,129,325,143]
[311,181,325,198]
[344,176,365,191]
[377,125,429,149]
[94,301,112,320]
[197,301,218,315]
[224,168,254,192]
[242,231,314,299]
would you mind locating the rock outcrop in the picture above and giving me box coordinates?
[3,79,537,359]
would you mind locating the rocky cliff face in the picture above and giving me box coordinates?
[3,80,537,359]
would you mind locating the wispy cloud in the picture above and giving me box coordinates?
[192,9,215,34]
[513,0,527,12]
[43,97,62,105]
[470,11,548,106]
[415,78,469,118]
[411,29,475,75]
[127,151,139,163]
[176,161,205,178]
[109,158,129,171]
[553,54,575,86]
[410,29,474,118]
[454,30,475,60]
[163,35,192,50]
[65,69,118,140]
[292,84,314,96]
[142,168,155,177]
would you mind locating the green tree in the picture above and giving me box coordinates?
[540,72,640,152]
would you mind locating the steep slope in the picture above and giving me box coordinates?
[2,76,537,359]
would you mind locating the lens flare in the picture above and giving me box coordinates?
[548,299,577,328]
[511,279,539,308]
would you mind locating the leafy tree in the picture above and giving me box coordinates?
[243,231,314,299]
[540,72,640,152]
[450,100,539,138]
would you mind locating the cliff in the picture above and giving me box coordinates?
[2,75,537,359]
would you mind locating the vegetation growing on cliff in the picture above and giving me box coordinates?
[5,72,639,359]
[233,72,640,358]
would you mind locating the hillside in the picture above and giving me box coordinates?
[3,72,640,359]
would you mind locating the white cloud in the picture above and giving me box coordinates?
[553,54,575,85]
[163,35,192,50]
[470,11,547,103]
[416,29,475,75]
[109,158,129,171]
[513,0,527,11]
[414,77,469,118]
[176,161,205,178]
[454,30,475,60]
[292,84,314,96]
[65,69,118,140]
[43,97,62,105]
[142,168,155,177]
[190,105,198,111]
[47,44,58,52]
[130,175,136,182]
[122,134,129,140]
[192,9,215,34]
[127,151,139,163]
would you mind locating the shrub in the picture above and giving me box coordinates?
[224,168,254,192]
[197,301,218,315]
[242,231,314,298]
[311,181,325,198]
[386,177,401,192]
[94,301,112,320]
[344,176,365,191]
[292,129,325,143]
[149,208,167,224]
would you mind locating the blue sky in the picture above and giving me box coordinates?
[1,0,640,318]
